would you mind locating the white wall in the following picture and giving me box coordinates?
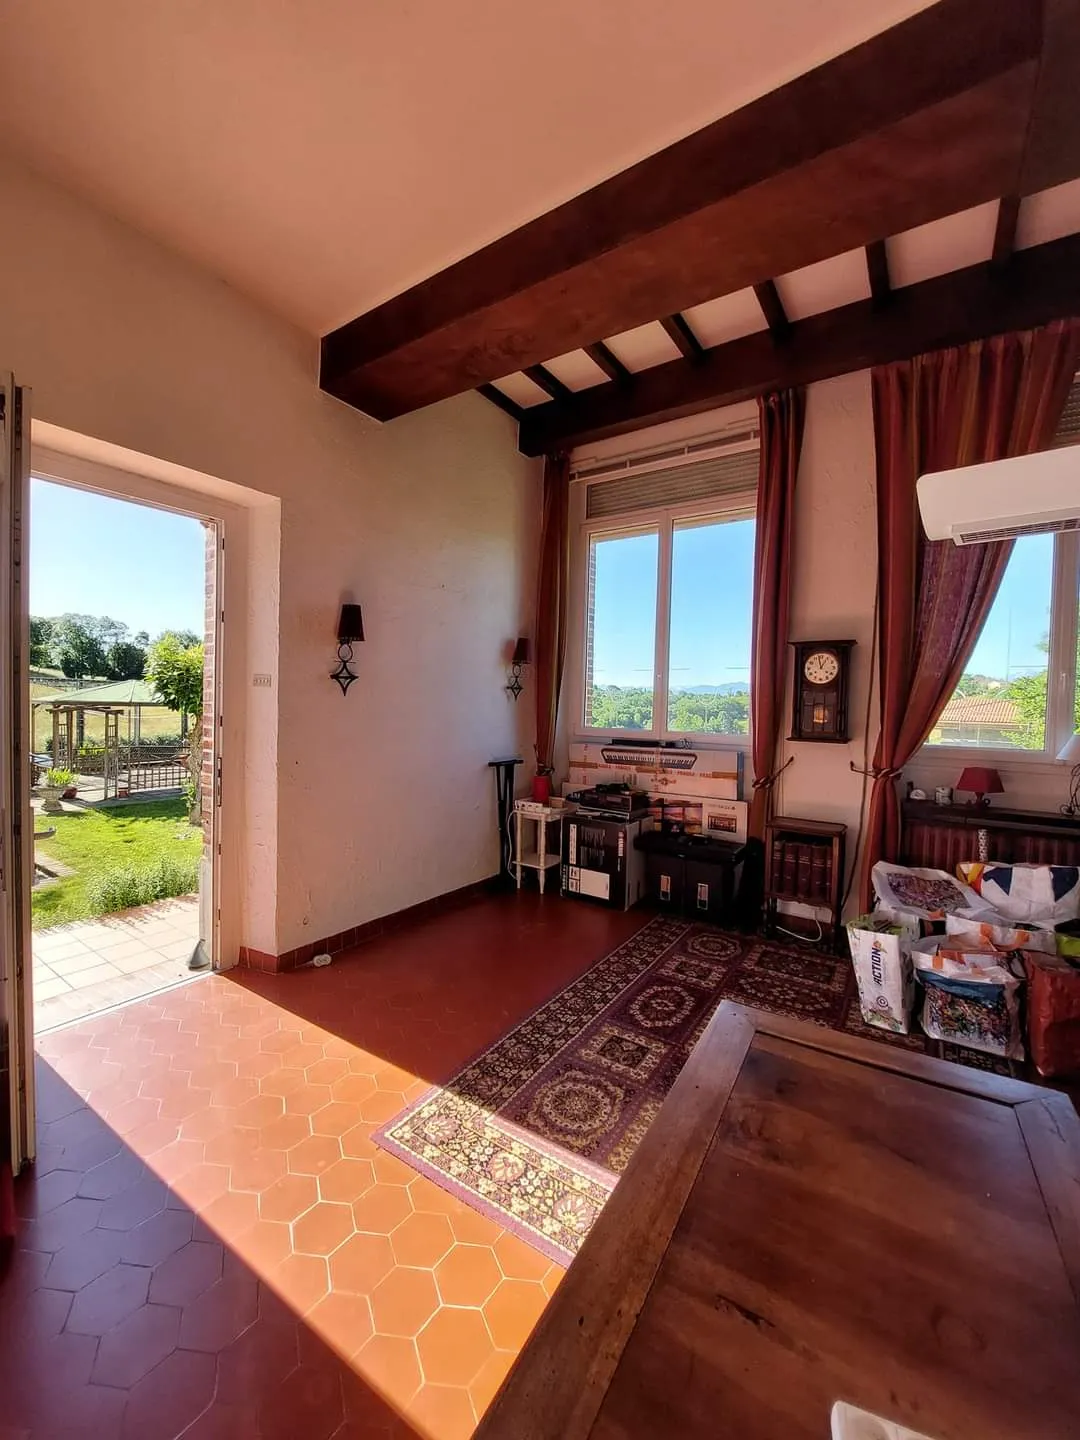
[0,153,541,957]
[774,372,879,909]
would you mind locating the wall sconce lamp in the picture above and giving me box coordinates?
[331,603,364,695]
[506,638,530,701]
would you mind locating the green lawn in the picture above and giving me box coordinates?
[33,798,201,930]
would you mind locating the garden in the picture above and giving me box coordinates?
[33,797,202,930]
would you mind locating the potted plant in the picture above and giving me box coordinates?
[41,768,75,815]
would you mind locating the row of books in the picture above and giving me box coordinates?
[770,838,833,902]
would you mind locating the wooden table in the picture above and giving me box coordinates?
[477,1005,1080,1440]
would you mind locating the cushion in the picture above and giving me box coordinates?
[956,862,1080,925]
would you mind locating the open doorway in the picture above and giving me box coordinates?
[27,476,221,1034]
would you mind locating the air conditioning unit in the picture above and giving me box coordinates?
[917,444,1080,545]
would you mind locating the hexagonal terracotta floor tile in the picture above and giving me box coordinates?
[305,1056,349,1087]
[470,1347,518,1418]
[356,1333,422,1412]
[435,1244,503,1306]
[287,1134,342,1177]
[391,1211,453,1268]
[330,1073,377,1105]
[370,1265,440,1338]
[358,1091,406,1126]
[149,1240,224,1307]
[292,1201,356,1257]
[307,1290,374,1361]
[328,1231,396,1295]
[91,1301,180,1389]
[178,1273,260,1353]
[410,1382,478,1440]
[494,1231,550,1282]
[416,1305,495,1387]
[318,1157,375,1204]
[258,1113,312,1152]
[258,1172,319,1223]
[353,1184,413,1236]
[67,1262,151,1335]
[483,1277,549,1351]
[268,1252,329,1316]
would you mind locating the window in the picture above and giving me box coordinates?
[925,529,1080,756]
[577,450,757,740]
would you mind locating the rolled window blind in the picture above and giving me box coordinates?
[1051,374,1080,448]
[585,448,758,520]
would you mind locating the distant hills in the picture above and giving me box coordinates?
[594,682,748,695]
[676,683,749,695]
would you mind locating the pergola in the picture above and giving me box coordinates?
[32,680,183,800]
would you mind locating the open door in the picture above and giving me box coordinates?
[0,374,34,1172]
[196,518,224,971]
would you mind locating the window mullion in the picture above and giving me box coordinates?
[653,514,674,738]
[1047,529,1080,754]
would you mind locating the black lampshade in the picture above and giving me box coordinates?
[511,637,530,666]
[337,604,365,643]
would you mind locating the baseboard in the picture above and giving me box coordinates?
[237,874,501,973]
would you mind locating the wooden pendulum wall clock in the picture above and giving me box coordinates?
[789,640,855,743]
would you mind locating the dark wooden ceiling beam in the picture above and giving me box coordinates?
[752,281,791,340]
[865,241,892,306]
[517,231,1080,456]
[476,383,525,422]
[321,0,1059,419]
[1018,0,1080,194]
[991,195,1022,269]
[584,342,633,386]
[660,313,706,363]
[523,364,573,403]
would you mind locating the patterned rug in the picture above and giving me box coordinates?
[373,916,1011,1264]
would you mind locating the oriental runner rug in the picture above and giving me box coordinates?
[373,916,1012,1264]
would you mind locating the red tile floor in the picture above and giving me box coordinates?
[2,892,645,1439]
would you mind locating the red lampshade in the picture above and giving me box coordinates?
[956,765,1004,798]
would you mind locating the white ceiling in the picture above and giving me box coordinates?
[0,0,937,335]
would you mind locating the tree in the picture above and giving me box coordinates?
[157,628,200,650]
[146,633,205,719]
[146,633,206,822]
[104,641,146,681]
[1003,616,1080,750]
[51,616,107,679]
[29,616,53,668]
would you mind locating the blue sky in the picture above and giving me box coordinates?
[591,519,754,688]
[590,520,1052,691]
[964,531,1052,680]
[30,479,205,636]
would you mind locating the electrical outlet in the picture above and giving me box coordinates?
[252,673,272,688]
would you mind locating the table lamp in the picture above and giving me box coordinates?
[955,765,1004,807]
[1058,732,1080,815]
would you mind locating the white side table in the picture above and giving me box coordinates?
[512,801,566,894]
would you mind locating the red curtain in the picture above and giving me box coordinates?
[858,319,1080,909]
[749,389,806,840]
[534,452,571,773]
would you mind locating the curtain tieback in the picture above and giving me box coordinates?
[752,755,794,791]
[849,762,903,781]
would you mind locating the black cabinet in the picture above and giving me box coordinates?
[636,831,745,923]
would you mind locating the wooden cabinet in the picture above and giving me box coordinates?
[764,816,846,948]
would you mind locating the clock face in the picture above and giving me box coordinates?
[803,650,840,686]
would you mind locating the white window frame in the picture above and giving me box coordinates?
[919,528,1080,767]
[568,482,757,748]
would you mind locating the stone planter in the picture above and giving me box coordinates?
[41,785,64,815]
